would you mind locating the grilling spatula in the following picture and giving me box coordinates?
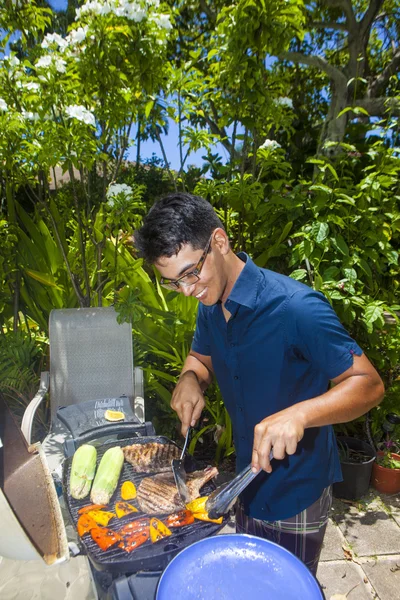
[172,426,191,504]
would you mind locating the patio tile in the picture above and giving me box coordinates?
[362,555,400,600]
[317,560,376,600]
[331,497,400,557]
[320,519,347,561]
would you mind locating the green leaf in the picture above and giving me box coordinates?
[312,222,329,243]
[289,269,307,281]
[145,100,154,119]
[332,235,349,256]
[24,269,64,290]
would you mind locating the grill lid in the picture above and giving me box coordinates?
[0,395,69,565]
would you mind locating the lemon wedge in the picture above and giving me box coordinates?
[104,409,125,422]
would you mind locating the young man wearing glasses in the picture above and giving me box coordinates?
[134,192,384,575]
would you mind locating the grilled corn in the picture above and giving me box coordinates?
[90,446,124,504]
[69,444,97,500]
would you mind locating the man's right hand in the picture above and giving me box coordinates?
[170,370,205,436]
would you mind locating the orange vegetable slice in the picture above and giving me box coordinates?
[77,504,106,515]
[87,510,116,526]
[121,481,137,500]
[192,512,223,524]
[149,518,172,543]
[115,501,138,518]
[91,526,121,551]
[77,513,98,537]
[165,509,195,528]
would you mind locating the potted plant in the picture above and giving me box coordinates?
[333,436,376,500]
[372,448,400,494]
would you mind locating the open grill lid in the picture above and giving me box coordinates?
[0,395,69,565]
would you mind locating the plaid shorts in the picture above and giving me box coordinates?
[235,485,332,575]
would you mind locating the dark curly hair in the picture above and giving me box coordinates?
[133,193,224,263]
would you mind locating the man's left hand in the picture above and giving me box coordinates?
[251,407,305,473]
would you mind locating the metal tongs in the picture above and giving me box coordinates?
[171,426,192,504]
[205,451,273,520]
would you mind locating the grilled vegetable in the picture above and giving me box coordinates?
[91,526,122,551]
[87,510,116,526]
[77,503,106,515]
[193,512,223,524]
[90,446,124,504]
[77,513,98,537]
[185,496,208,514]
[115,501,138,518]
[69,444,97,500]
[165,509,195,528]
[118,518,150,553]
[150,518,172,543]
[121,480,137,500]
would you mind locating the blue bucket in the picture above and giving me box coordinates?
[156,534,323,600]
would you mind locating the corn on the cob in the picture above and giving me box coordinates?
[69,444,97,500]
[90,446,124,504]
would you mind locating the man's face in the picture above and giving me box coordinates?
[155,233,228,306]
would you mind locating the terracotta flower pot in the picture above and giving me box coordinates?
[372,452,400,494]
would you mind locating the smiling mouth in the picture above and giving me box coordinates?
[196,287,207,300]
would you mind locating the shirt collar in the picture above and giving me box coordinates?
[227,252,261,311]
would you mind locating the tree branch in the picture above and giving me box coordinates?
[325,0,357,29]
[311,21,348,32]
[356,96,400,117]
[367,48,400,97]
[360,0,385,39]
[278,52,347,87]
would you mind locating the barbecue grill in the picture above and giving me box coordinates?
[1,397,227,599]
[0,307,229,600]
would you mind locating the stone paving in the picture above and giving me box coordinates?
[1,488,400,599]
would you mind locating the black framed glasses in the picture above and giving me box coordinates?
[160,233,213,290]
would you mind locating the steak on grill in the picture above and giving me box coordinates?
[122,442,181,472]
[137,467,219,514]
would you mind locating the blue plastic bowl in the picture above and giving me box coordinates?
[156,534,323,600]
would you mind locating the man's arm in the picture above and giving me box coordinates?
[171,350,214,435]
[252,353,384,473]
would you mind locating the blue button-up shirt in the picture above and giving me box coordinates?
[192,253,362,520]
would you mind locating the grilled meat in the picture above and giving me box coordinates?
[122,442,181,473]
[137,467,219,515]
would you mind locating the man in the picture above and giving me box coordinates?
[134,192,384,575]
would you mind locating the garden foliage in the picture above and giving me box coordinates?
[0,0,399,459]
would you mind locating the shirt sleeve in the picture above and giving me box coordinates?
[191,304,211,356]
[285,289,363,380]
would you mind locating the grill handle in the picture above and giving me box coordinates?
[63,421,155,457]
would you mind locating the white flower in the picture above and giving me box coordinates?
[259,139,281,151]
[67,27,88,45]
[36,55,52,69]
[125,6,146,21]
[6,55,20,68]
[41,33,68,52]
[54,57,67,73]
[0,99,8,111]
[107,183,133,205]
[22,110,39,121]
[151,14,172,30]
[24,81,40,92]
[65,104,96,127]
[275,97,293,108]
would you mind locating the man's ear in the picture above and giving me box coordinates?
[213,228,230,255]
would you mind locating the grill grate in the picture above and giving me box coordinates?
[62,435,226,573]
